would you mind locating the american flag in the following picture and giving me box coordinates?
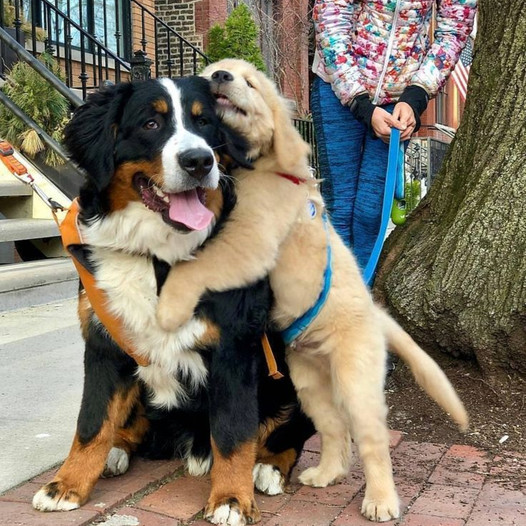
[451,37,474,101]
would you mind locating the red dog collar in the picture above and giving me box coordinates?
[275,172,307,185]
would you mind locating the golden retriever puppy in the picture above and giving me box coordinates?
[157,59,468,522]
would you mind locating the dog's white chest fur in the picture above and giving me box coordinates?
[81,204,213,408]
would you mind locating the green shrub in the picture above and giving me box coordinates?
[2,2,15,27]
[0,53,69,166]
[2,2,47,41]
[204,4,266,71]
[206,24,227,63]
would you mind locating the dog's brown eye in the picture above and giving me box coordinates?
[246,79,254,88]
[196,117,209,127]
[144,120,159,130]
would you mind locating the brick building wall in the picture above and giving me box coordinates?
[415,71,465,142]
[154,0,204,76]
[195,0,228,47]
[275,0,310,115]
[131,0,157,63]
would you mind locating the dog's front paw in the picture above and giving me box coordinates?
[32,481,82,512]
[102,447,130,478]
[156,292,195,332]
[361,492,400,522]
[298,465,347,487]
[205,497,261,526]
[253,463,285,495]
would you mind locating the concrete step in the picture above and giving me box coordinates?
[0,258,78,311]
[0,179,33,197]
[0,218,59,243]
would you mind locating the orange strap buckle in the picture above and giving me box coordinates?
[261,333,284,380]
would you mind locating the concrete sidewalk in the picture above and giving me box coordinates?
[0,298,83,493]
[1,431,525,526]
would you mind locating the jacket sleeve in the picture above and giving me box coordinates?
[313,1,367,105]
[411,0,477,97]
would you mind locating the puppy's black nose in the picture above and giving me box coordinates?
[179,148,214,180]
[211,70,234,83]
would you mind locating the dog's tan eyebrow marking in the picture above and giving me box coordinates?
[191,101,203,116]
[152,99,169,114]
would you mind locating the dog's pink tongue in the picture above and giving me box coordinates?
[168,189,214,230]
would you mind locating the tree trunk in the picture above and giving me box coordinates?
[374,0,526,385]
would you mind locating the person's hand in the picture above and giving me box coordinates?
[392,102,417,141]
[371,107,407,143]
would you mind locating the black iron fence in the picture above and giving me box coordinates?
[293,116,319,175]
[130,0,207,78]
[0,0,208,98]
[1,0,131,99]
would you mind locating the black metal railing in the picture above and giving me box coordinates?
[293,117,319,175]
[1,0,210,97]
[1,0,132,99]
[130,0,208,78]
[0,26,85,195]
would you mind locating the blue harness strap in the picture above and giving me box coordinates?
[281,212,333,345]
[363,128,404,287]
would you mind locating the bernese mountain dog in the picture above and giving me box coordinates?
[32,77,314,524]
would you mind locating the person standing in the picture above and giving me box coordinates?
[311,0,477,273]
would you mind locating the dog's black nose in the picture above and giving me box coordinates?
[179,148,214,180]
[211,70,234,83]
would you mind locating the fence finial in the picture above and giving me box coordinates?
[130,50,153,81]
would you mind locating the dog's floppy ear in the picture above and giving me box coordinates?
[64,82,133,191]
[271,95,311,173]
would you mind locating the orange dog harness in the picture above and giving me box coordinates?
[57,200,150,367]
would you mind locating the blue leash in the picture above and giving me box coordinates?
[363,128,404,287]
[281,212,333,345]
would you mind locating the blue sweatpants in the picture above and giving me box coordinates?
[311,77,392,271]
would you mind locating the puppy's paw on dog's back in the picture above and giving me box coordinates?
[156,296,193,332]
[156,278,200,332]
[32,481,82,512]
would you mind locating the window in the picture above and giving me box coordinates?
[435,87,447,125]
[29,0,131,58]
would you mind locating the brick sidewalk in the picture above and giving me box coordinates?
[1,431,525,526]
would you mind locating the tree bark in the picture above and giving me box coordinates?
[374,0,526,384]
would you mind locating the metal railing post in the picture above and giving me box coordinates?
[130,49,152,81]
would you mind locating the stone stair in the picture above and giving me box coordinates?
[0,217,59,242]
[0,178,32,197]
[0,150,78,312]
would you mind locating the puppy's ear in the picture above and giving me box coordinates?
[64,83,133,190]
[272,96,311,173]
[219,124,253,170]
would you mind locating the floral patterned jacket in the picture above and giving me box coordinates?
[312,0,477,105]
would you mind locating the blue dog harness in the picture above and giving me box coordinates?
[281,211,333,345]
